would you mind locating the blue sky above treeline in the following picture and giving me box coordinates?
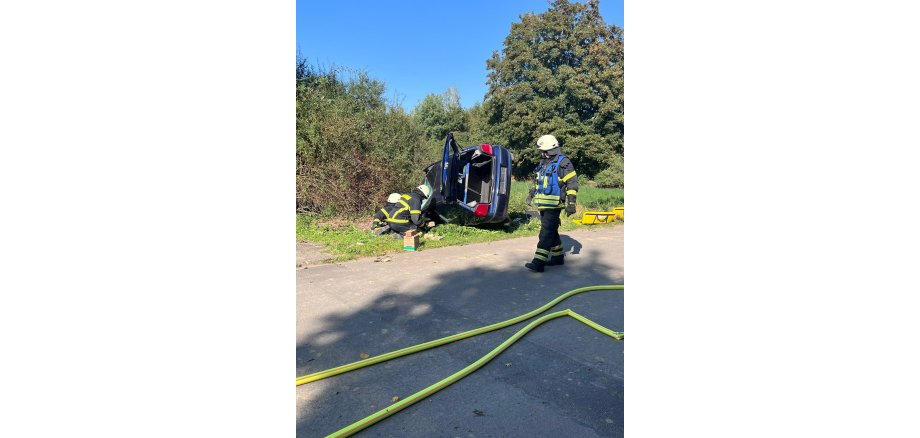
[297,0,624,110]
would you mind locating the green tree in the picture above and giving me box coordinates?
[453,102,491,146]
[594,153,624,188]
[413,87,472,165]
[483,0,624,178]
[413,87,466,141]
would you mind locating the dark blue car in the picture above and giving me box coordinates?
[422,133,513,225]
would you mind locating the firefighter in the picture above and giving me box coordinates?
[384,185,433,237]
[370,193,403,235]
[524,134,578,272]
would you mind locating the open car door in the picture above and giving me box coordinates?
[440,132,460,202]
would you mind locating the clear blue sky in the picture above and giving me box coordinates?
[296,0,624,110]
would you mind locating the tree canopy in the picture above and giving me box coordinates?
[484,0,624,178]
[413,87,466,142]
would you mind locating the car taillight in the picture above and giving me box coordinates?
[474,203,489,217]
[480,144,493,155]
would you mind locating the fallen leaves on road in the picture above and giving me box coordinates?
[373,256,393,263]
[473,409,485,416]
[359,353,370,359]
[391,396,399,402]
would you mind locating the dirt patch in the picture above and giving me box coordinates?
[297,241,333,269]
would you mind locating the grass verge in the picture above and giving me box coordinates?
[298,181,623,263]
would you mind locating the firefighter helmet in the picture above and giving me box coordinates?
[536,134,559,151]
[416,185,431,198]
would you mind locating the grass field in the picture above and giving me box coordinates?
[297,180,623,263]
[508,180,623,212]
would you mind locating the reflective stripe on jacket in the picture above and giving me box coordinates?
[532,150,578,210]
[385,194,413,224]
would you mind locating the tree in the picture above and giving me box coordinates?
[483,0,624,178]
[412,87,466,141]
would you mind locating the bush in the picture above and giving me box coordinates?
[594,154,624,188]
[296,60,428,216]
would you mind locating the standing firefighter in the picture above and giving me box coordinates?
[525,134,578,272]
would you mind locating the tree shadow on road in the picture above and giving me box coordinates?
[296,247,623,437]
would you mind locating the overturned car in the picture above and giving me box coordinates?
[421,133,514,226]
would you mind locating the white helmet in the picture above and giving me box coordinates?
[416,185,431,198]
[387,193,401,203]
[536,134,559,151]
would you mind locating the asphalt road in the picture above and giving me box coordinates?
[296,224,624,437]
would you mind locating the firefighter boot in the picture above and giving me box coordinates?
[546,255,565,266]
[527,248,550,272]
[524,260,545,273]
[546,245,564,265]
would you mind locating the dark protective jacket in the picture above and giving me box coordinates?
[374,188,432,233]
[530,147,578,210]
[372,201,400,230]
[387,189,429,228]
[375,194,412,227]
[406,188,429,226]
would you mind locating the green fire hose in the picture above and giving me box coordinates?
[297,284,624,438]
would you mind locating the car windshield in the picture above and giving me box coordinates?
[419,180,434,211]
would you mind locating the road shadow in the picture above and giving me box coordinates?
[296,247,623,437]
[561,234,582,255]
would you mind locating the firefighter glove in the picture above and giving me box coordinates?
[565,195,577,216]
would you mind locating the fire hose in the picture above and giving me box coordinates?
[296,284,624,437]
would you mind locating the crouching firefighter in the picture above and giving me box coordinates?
[380,185,433,237]
[524,134,578,272]
[371,193,403,235]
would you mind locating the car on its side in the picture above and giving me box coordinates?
[420,133,513,225]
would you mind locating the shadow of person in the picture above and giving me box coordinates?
[561,234,582,255]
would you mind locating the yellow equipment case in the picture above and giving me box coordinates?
[572,207,624,225]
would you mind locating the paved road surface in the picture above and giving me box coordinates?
[297,241,332,268]
[297,225,624,437]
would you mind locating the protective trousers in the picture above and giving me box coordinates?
[531,209,564,266]
[389,222,416,235]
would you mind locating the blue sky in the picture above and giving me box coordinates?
[297,0,624,110]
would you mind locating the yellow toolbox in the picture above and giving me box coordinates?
[573,207,624,225]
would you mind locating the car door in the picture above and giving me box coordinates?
[440,133,460,203]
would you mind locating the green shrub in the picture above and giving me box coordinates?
[594,154,624,188]
[296,60,428,216]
